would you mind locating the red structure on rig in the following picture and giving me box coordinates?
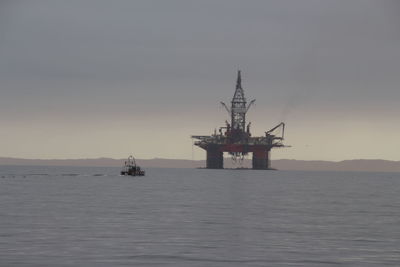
[192,71,286,169]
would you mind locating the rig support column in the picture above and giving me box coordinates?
[206,146,223,169]
[252,149,270,170]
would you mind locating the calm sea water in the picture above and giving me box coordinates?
[0,166,399,266]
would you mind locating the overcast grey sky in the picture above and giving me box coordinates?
[1,0,400,160]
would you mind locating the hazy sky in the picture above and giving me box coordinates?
[1,0,400,161]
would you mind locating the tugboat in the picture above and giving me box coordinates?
[120,155,145,176]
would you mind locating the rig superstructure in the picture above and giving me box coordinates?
[192,71,286,169]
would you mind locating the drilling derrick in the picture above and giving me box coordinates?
[231,71,246,133]
[192,71,286,170]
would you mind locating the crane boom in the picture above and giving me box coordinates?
[246,99,256,113]
[220,101,231,115]
[266,122,285,137]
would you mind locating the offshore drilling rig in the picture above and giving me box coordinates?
[192,71,286,169]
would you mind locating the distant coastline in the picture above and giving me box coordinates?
[1,157,400,173]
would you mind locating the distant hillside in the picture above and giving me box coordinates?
[1,157,400,173]
[0,157,201,168]
[272,159,400,173]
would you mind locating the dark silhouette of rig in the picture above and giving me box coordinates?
[192,71,286,169]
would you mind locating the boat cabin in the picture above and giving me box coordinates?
[120,155,145,176]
